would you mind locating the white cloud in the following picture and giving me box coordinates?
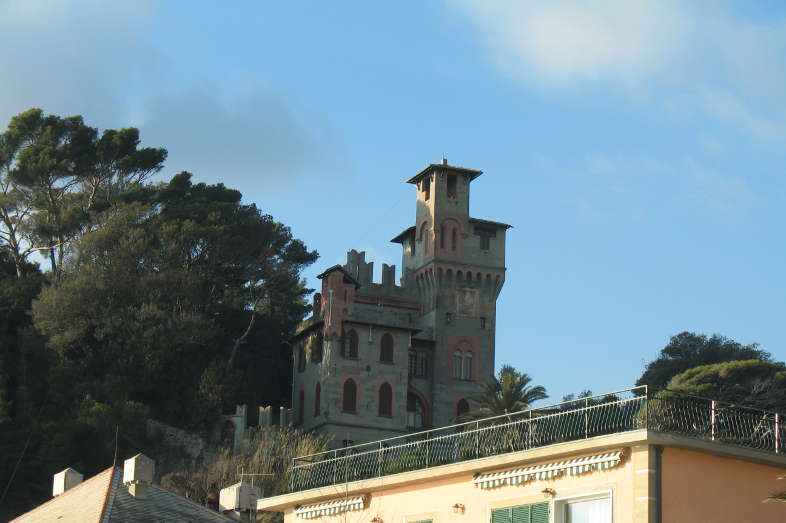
[575,152,756,220]
[448,0,786,142]
[0,0,348,189]
[0,0,158,126]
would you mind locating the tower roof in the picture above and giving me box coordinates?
[316,264,361,288]
[405,160,483,184]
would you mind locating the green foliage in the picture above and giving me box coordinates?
[636,331,771,391]
[0,109,316,520]
[161,427,330,523]
[665,359,786,412]
[464,364,548,420]
[0,108,166,279]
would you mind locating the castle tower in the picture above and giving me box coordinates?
[290,160,510,445]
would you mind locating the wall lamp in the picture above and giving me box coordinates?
[542,488,556,497]
[446,312,453,324]
[452,503,465,514]
[371,517,383,523]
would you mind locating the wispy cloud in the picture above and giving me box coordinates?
[573,152,756,220]
[0,0,348,189]
[448,0,786,142]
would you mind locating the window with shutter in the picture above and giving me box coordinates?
[491,502,549,523]
[491,508,510,523]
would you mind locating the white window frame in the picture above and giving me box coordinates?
[553,488,613,523]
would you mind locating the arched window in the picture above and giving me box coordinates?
[406,392,426,430]
[311,331,323,363]
[453,349,463,378]
[451,228,457,251]
[314,382,321,417]
[463,351,473,380]
[440,226,446,249]
[378,383,393,417]
[380,333,394,363]
[342,379,357,413]
[456,398,470,420]
[298,343,306,372]
[298,390,305,425]
[345,329,358,359]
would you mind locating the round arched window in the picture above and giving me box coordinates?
[380,333,394,363]
[406,392,426,430]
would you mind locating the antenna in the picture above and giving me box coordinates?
[112,425,119,466]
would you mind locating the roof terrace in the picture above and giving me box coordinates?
[289,386,785,493]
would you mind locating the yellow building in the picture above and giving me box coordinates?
[258,387,786,522]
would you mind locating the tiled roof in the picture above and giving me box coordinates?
[11,467,115,523]
[11,466,231,523]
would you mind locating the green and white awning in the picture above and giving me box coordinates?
[473,451,625,489]
[294,496,367,518]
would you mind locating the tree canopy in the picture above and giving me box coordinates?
[0,109,317,520]
[636,331,771,391]
[665,359,786,412]
[463,364,548,420]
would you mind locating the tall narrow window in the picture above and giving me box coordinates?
[447,174,457,199]
[346,329,358,359]
[311,331,323,363]
[409,350,417,375]
[440,227,446,249]
[314,382,321,417]
[378,383,393,417]
[418,352,429,377]
[342,379,357,412]
[380,333,394,363]
[453,349,462,378]
[298,390,304,425]
[463,351,473,380]
[406,392,426,429]
[451,228,457,251]
[423,176,431,201]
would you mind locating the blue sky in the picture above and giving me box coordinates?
[1,1,784,403]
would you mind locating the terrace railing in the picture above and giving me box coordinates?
[289,386,785,492]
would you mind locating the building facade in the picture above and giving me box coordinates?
[258,389,786,522]
[291,160,510,445]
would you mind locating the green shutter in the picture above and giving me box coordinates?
[511,504,530,523]
[491,507,510,523]
[492,502,549,523]
[530,502,549,523]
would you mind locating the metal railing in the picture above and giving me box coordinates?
[289,386,785,492]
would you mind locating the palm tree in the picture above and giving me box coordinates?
[463,365,548,421]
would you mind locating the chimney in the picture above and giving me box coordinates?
[219,481,262,522]
[441,157,448,165]
[53,468,83,496]
[123,454,155,499]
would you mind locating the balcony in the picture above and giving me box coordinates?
[289,386,785,492]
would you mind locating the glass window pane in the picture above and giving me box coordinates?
[566,497,611,523]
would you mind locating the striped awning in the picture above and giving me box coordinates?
[294,496,367,519]
[473,450,625,489]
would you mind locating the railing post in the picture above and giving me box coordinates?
[711,400,717,441]
[584,397,589,439]
[332,450,337,486]
[378,441,383,477]
[776,414,781,454]
[424,432,430,468]
[475,421,480,458]
[528,410,533,448]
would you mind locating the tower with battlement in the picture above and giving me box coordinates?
[290,160,510,445]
